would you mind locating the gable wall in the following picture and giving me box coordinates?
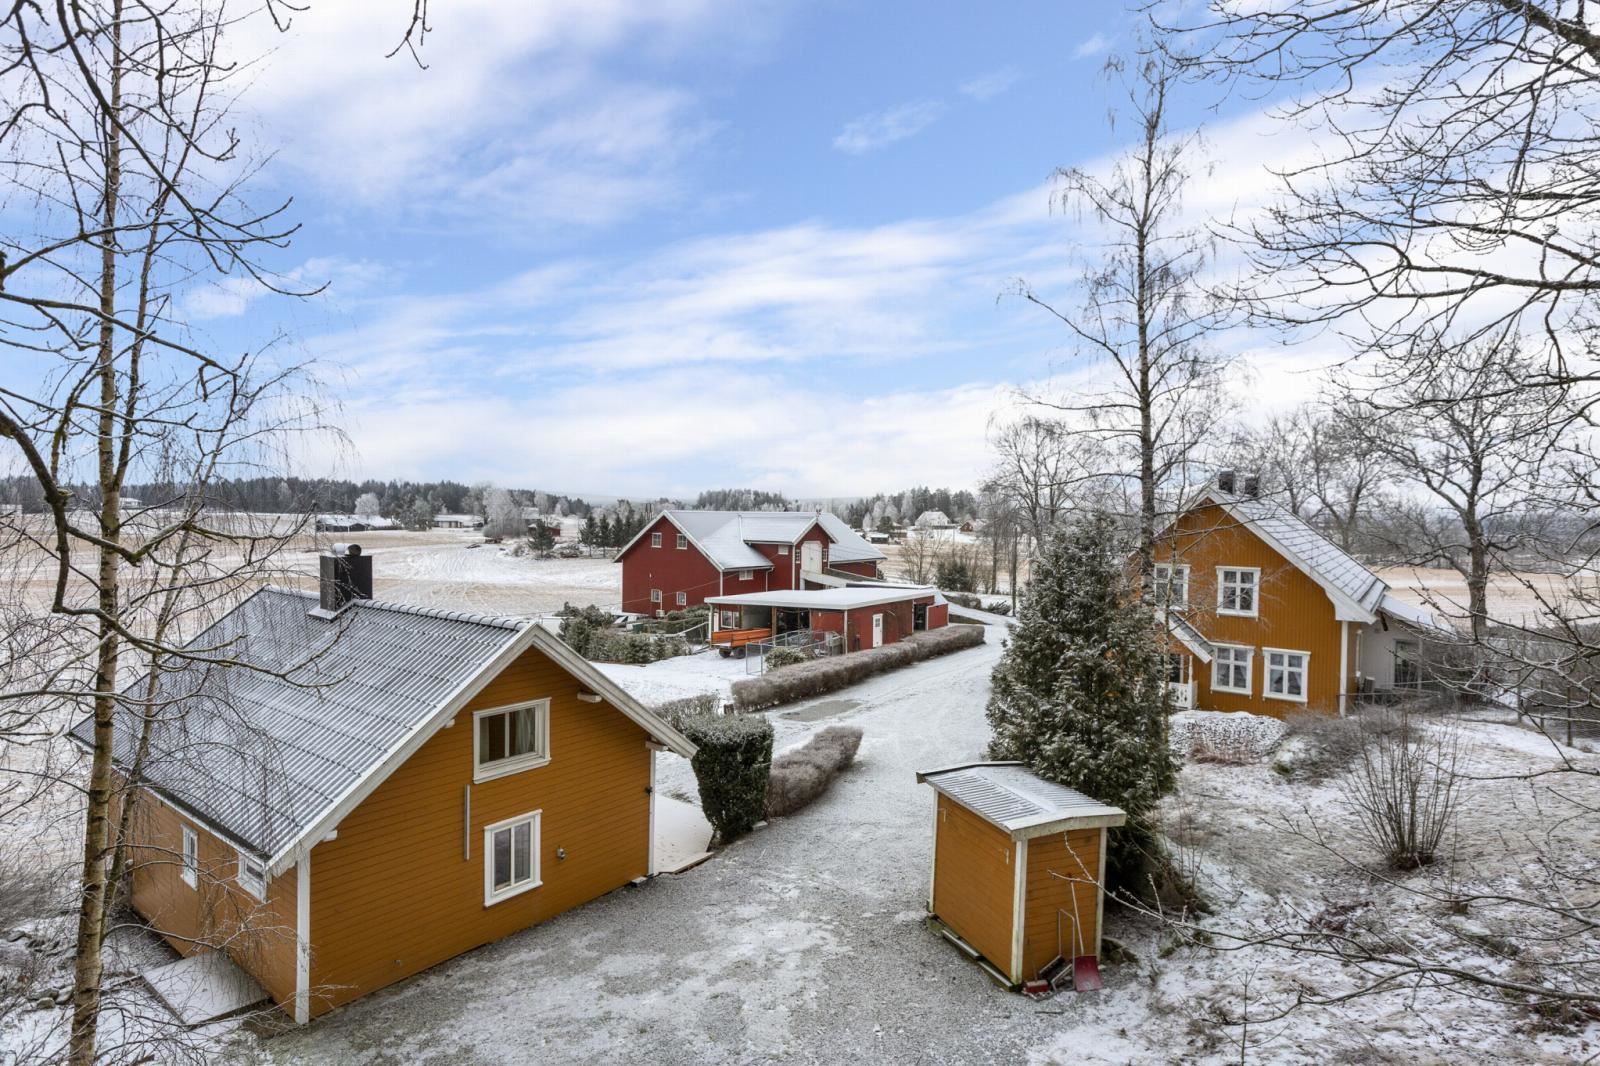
[304,642,651,1016]
[620,514,727,614]
[1159,503,1351,717]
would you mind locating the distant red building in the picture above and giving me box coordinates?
[615,510,886,617]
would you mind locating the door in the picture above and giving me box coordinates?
[872,613,884,648]
[801,540,822,576]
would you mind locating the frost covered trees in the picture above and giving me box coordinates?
[482,487,524,540]
[354,491,382,517]
[985,513,1176,888]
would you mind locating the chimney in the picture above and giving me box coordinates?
[1217,469,1236,494]
[314,542,373,617]
[1242,474,1261,498]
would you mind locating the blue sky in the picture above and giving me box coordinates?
[165,1,1325,498]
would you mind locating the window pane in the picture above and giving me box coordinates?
[1287,671,1303,696]
[493,827,512,889]
[513,822,531,883]
[510,707,536,757]
[1239,587,1254,610]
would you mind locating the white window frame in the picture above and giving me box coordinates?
[483,810,542,906]
[675,533,687,550]
[180,825,198,888]
[737,569,752,581]
[472,700,552,783]
[1216,567,1261,617]
[1212,644,1253,694]
[1263,648,1310,703]
[650,588,662,604]
[675,591,687,607]
[236,849,267,901]
[778,545,789,556]
[1153,563,1190,607]
[650,532,662,548]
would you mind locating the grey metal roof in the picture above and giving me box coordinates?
[70,587,527,859]
[647,510,886,570]
[917,763,1126,837]
[1209,491,1387,615]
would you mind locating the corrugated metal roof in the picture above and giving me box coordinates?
[1212,492,1387,615]
[918,763,1126,835]
[69,587,527,858]
[657,510,886,569]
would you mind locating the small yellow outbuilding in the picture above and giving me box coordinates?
[916,762,1126,989]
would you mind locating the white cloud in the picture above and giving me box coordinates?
[1072,32,1111,60]
[959,67,1021,101]
[832,100,947,155]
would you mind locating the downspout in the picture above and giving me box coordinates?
[1338,620,1349,717]
[294,849,312,1024]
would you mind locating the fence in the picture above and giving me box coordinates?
[744,629,844,674]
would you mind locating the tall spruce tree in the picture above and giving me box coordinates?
[986,512,1176,889]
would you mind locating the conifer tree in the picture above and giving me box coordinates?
[986,512,1176,889]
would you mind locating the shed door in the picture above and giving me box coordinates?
[801,541,822,575]
[871,613,884,648]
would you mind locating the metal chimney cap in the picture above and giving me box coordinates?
[330,542,363,557]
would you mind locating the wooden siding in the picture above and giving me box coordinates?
[829,559,881,580]
[1021,829,1102,979]
[123,787,299,1005]
[305,643,651,1016]
[619,514,728,614]
[1158,503,1352,718]
[930,794,1015,975]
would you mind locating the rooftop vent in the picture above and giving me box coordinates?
[312,542,373,619]
[1217,470,1236,494]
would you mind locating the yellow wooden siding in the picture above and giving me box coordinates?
[123,787,299,1005]
[1158,503,1346,718]
[306,643,651,1016]
[930,795,1015,975]
[1021,829,1102,979]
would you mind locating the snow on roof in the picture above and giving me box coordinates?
[1200,490,1388,619]
[1379,592,1451,633]
[707,585,939,611]
[917,762,1126,838]
[627,510,886,570]
[1167,613,1214,662]
[69,586,695,869]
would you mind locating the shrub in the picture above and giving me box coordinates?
[1340,709,1465,870]
[1271,711,1368,780]
[651,692,720,730]
[1169,711,1286,763]
[764,646,809,670]
[680,714,774,843]
[730,625,984,711]
[764,725,864,817]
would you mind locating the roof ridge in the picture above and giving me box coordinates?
[261,583,528,631]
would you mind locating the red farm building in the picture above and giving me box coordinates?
[616,510,887,617]
[705,585,949,655]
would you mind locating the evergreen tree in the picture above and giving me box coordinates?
[986,512,1176,890]
[597,515,613,548]
[581,514,598,547]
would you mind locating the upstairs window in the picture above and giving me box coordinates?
[484,811,541,905]
[650,532,662,548]
[676,533,687,550]
[1218,567,1259,616]
[181,825,199,888]
[474,700,551,782]
[778,545,790,556]
[236,850,267,900]
[1213,645,1252,693]
[1265,649,1308,702]
[1153,563,1189,607]
[737,569,753,581]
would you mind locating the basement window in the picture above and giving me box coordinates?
[474,700,551,782]
[236,850,267,901]
[484,810,541,905]
[676,533,688,550]
[1213,645,1252,694]
[1217,567,1260,617]
[180,825,198,888]
[650,532,662,548]
[1264,649,1308,702]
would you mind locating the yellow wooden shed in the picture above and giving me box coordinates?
[916,762,1126,989]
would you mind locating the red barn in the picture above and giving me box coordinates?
[706,585,949,654]
[616,510,886,617]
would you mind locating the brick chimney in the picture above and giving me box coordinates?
[1217,469,1236,494]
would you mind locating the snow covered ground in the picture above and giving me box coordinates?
[594,648,750,709]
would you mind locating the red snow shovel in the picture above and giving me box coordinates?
[1068,890,1103,992]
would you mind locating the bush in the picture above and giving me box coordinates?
[1340,709,1465,870]
[764,646,809,670]
[1169,711,1286,763]
[764,725,864,818]
[730,625,985,711]
[651,692,720,730]
[680,714,774,844]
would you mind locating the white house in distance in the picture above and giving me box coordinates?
[434,513,485,530]
[914,510,955,529]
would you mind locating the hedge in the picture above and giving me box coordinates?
[679,713,774,843]
[730,625,985,712]
[765,725,864,818]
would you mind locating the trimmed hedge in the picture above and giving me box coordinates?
[765,725,864,819]
[651,692,720,731]
[764,646,809,670]
[730,625,985,712]
[680,713,774,844]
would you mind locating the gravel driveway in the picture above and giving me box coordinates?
[249,621,1102,1065]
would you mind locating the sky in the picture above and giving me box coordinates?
[144,1,1336,499]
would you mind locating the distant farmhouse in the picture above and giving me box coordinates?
[914,509,955,530]
[1155,472,1445,717]
[433,512,485,530]
[315,513,400,533]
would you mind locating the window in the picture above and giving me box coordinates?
[473,700,551,781]
[236,850,267,900]
[1213,645,1252,693]
[737,569,752,581]
[718,609,740,630]
[1394,640,1421,688]
[180,825,198,888]
[1217,567,1260,616]
[675,533,687,550]
[650,588,662,604]
[483,811,541,905]
[650,532,662,548]
[1264,649,1309,702]
[1153,563,1189,606]
[778,545,789,556]
[1166,653,1189,684]
[675,592,687,607]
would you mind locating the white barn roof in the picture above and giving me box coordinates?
[622,510,886,571]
